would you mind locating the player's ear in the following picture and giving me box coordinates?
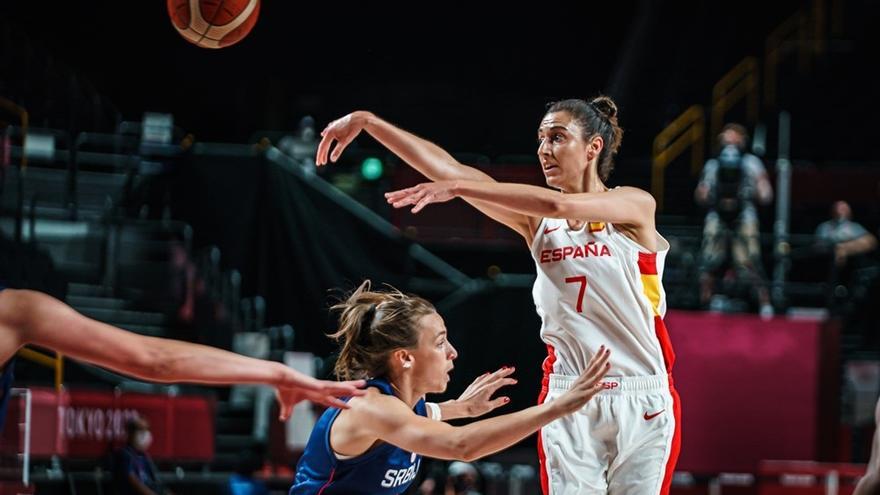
[392,349,414,370]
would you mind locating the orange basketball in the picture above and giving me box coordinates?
[167,0,260,49]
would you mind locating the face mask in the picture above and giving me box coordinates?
[134,430,153,450]
[719,144,742,168]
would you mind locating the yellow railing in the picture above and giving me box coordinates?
[17,347,64,391]
[0,97,29,170]
[711,56,759,141]
[652,105,705,212]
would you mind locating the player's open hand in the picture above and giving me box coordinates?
[316,111,370,166]
[385,181,457,213]
[554,347,611,415]
[454,366,518,418]
[275,374,367,421]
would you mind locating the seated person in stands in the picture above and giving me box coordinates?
[815,200,878,268]
[112,418,170,495]
[814,200,879,321]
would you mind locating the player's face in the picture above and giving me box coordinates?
[410,312,457,394]
[537,111,591,191]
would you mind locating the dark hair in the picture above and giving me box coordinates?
[125,417,147,437]
[545,95,623,181]
[329,280,436,380]
[718,123,749,148]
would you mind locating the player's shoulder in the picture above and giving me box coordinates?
[349,388,409,415]
[611,186,656,210]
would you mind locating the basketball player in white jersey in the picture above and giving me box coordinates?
[316,96,680,495]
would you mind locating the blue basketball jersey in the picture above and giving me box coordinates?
[289,377,427,495]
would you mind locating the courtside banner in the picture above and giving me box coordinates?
[1,388,214,461]
[668,310,835,473]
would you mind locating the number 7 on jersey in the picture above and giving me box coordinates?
[565,275,588,313]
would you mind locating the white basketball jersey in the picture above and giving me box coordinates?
[530,218,675,377]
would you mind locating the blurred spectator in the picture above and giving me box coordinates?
[694,123,774,319]
[278,116,318,175]
[815,200,878,266]
[112,418,172,495]
[227,449,269,495]
[168,240,197,324]
[814,200,878,316]
[445,461,482,495]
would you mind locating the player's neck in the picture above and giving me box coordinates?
[388,377,420,409]
[562,172,606,194]
[580,173,607,194]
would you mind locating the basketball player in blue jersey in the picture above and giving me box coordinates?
[290,280,610,495]
[319,96,679,495]
[0,286,366,430]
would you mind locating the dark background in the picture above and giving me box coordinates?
[3,0,816,158]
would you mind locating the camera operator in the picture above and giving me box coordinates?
[695,123,774,318]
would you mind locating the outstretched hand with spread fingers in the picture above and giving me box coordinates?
[385,181,458,213]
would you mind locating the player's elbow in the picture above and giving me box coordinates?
[0,289,30,346]
[0,289,50,341]
[457,442,487,463]
[448,432,482,462]
[457,448,482,463]
[0,289,26,330]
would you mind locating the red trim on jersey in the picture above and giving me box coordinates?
[653,315,676,372]
[537,344,556,495]
[541,344,557,384]
[637,251,658,275]
[660,383,682,495]
[317,468,336,495]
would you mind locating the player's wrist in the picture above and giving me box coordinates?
[450,180,464,199]
[273,362,301,388]
[355,111,376,128]
[544,397,569,418]
[437,399,469,420]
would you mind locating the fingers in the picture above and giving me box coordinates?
[321,396,352,410]
[390,195,420,209]
[459,366,517,403]
[321,379,367,398]
[383,187,413,202]
[482,368,518,393]
[578,346,611,388]
[275,389,295,421]
[411,196,432,214]
[461,372,491,394]
[586,346,610,374]
[385,186,424,209]
[278,402,293,421]
[489,377,518,391]
[330,135,354,163]
[486,396,511,411]
[316,130,335,166]
[494,366,517,378]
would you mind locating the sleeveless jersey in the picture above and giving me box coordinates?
[530,218,675,377]
[290,377,427,495]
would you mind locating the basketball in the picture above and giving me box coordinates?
[167,0,260,49]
